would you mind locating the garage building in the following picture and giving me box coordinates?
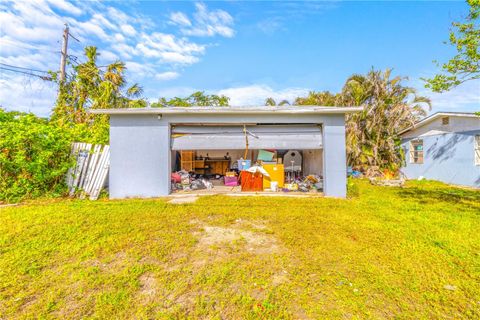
[91,106,361,198]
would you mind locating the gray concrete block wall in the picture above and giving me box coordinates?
[322,115,347,197]
[109,115,169,198]
[109,113,348,198]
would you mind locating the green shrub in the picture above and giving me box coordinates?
[0,108,73,203]
[347,177,360,198]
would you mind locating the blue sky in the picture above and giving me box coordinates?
[0,0,478,116]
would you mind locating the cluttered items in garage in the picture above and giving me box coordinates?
[171,149,323,193]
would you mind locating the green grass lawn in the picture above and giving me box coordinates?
[0,180,479,319]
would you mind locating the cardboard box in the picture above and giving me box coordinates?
[262,164,285,189]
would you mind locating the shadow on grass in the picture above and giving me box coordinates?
[397,182,480,211]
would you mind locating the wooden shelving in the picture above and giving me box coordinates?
[180,151,195,171]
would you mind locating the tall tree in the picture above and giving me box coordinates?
[424,0,480,92]
[52,46,146,125]
[340,69,431,171]
[151,91,229,107]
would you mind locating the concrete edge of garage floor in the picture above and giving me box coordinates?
[168,191,325,198]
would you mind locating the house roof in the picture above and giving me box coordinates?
[399,112,479,135]
[89,105,363,115]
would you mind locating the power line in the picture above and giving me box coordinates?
[0,63,50,74]
[0,66,52,81]
[68,31,80,42]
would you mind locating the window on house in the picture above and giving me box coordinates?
[475,135,480,166]
[410,140,424,164]
[442,117,449,125]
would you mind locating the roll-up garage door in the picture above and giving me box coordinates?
[171,124,322,150]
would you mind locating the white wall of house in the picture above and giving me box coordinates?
[401,115,480,188]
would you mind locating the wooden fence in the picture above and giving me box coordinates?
[66,142,110,200]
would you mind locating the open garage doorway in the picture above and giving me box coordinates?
[169,124,324,194]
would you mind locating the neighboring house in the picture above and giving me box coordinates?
[91,106,362,198]
[400,112,480,188]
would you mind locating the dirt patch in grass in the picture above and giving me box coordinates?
[233,218,268,230]
[138,273,157,298]
[168,196,198,204]
[272,272,289,286]
[194,222,280,255]
[138,255,163,266]
[18,294,38,314]
[199,226,240,245]
[81,251,134,273]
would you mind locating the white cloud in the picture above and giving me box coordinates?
[74,19,109,41]
[114,33,125,42]
[155,71,180,81]
[0,75,57,116]
[411,76,480,113]
[0,0,235,115]
[46,0,82,16]
[170,12,191,27]
[111,43,137,59]
[135,33,205,65]
[120,24,136,37]
[0,36,52,56]
[125,61,152,77]
[420,80,480,113]
[216,84,310,106]
[157,51,200,65]
[146,86,196,101]
[98,50,118,62]
[107,7,130,25]
[0,5,63,42]
[90,13,117,31]
[171,2,235,38]
[0,52,55,71]
[147,84,309,105]
[257,18,284,35]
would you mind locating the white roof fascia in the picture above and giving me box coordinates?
[89,106,363,115]
[399,112,479,135]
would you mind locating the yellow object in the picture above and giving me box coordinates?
[263,164,285,189]
[285,183,298,191]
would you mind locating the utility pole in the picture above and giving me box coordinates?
[59,23,69,82]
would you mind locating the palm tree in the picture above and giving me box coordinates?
[52,46,145,124]
[265,97,276,106]
[294,91,339,106]
[264,98,290,106]
[340,68,431,171]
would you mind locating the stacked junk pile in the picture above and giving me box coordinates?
[171,149,323,193]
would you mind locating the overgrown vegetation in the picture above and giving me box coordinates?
[151,91,229,107]
[1,180,479,318]
[0,109,73,202]
[291,68,431,172]
[1,46,149,203]
[341,69,431,171]
[52,46,147,145]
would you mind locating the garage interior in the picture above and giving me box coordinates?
[170,123,324,194]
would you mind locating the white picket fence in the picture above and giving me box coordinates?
[66,142,110,200]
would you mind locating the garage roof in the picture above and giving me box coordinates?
[89,105,363,115]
